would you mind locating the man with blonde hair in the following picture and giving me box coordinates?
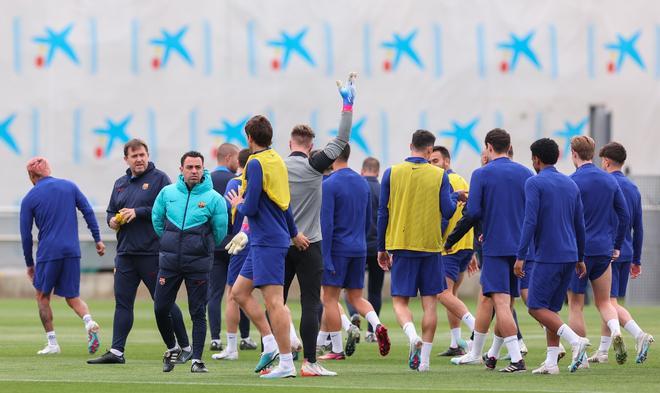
[20,157,106,355]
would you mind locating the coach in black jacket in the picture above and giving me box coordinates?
[88,139,189,364]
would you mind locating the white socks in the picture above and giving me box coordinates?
[263,334,277,354]
[403,322,419,344]
[545,346,560,368]
[46,331,58,346]
[624,320,644,340]
[598,335,612,352]
[340,314,352,332]
[471,331,487,357]
[504,335,522,363]
[330,331,343,353]
[226,332,238,353]
[110,348,123,356]
[365,311,381,331]
[450,328,462,348]
[461,312,476,331]
[182,345,191,352]
[289,322,301,345]
[279,352,294,369]
[420,342,432,368]
[607,319,621,336]
[557,324,581,347]
[487,335,504,359]
[317,331,329,346]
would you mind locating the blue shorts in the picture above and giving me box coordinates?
[239,245,287,287]
[528,262,573,312]
[33,258,81,298]
[227,252,248,286]
[611,261,632,298]
[569,255,611,294]
[391,253,446,297]
[443,249,472,282]
[481,255,519,297]
[322,255,366,289]
[520,260,535,290]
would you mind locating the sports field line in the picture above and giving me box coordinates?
[0,377,605,393]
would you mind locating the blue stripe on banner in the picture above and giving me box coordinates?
[247,20,256,76]
[419,111,428,129]
[549,24,558,79]
[535,112,543,139]
[147,108,157,161]
[189,109,198,150]
[131,19,139,74]
[380,111,389,167]
[324,22,334,76]
[31,108,40,156]
[587,24,595,79]
[73,108,82,164]
[477,24,486,78]
[310,110,318,134]
[495,111,503,128]
[363,24,372,77]
[433,23,442,78]
[203,20,212,76]
[13,17,21,74]
[90,18,98,74]
[656,25,660,79]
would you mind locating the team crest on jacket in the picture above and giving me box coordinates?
[198,201,206,208]
[159,277,166,285]
[142,183,149,190]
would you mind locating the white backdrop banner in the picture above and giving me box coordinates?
[1,0,658,207]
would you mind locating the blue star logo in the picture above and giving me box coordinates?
[33,24,79,66]
[438,118,481,157]
[209,116,249,147]
[381,30,424,70]
[329,117,370,155]
[0,114,20,154]
[93,115,132,156]
[150,27,194,67]
[553,118,588,157]
[267,28,316,69]
[605,31,645,71]
[497,31,541,71]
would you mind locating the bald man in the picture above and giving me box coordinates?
[20,157,106,355]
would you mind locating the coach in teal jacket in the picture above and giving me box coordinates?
[151,151,227,372]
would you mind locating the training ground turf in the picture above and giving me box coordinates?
[1,297,659,393]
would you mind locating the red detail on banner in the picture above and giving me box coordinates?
[383,60,391,72]
[95,147,103,158]
[500,61,509,73]
[35,56,44,68]
[607,61,616,73]
[271,58,280,70]
[152,57,160,69]
[211,146,218,159]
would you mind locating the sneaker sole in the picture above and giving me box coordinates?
[613,335,627,365]
[88,332,100,354]
[346,330,359,357]
[376,326,391,356]
[636,335,653,364]
[409,344,421,370]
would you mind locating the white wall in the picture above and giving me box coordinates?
[1,0,658,207]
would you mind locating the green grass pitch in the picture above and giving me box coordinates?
[1,297,658,393]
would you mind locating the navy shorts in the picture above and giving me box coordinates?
[481,255,519,297]
[611,261,632,298]
[33,257,81,298]
[570,255,611,294]
[239,245,287,287]
[443,249,473,282]
[528,262,573,312]
[391,254,446,297]
[322,255,366,289]
[520,260,535,290]
[227,252,248,286]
